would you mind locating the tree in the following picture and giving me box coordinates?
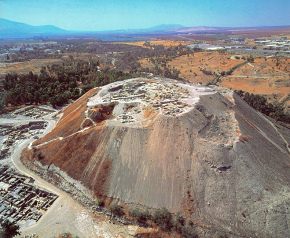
[109,204,124,217]
[247,55,255,63]
[153,207,173,230]
[235,90,290,124]
[3,59,135,107]
[143,41,151,47]
[173,213,185,233]
[129,208,151,225]
[0,92,6,112]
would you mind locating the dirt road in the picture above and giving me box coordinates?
[6,113,136,238]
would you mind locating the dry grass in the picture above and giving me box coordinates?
[139,58,155,70]
[119,40,190,48]
[167,51,244,84]
[163,52,289,108]
[222,57,290,106]
[0,58,62,76]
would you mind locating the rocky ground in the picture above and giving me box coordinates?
[22,77,290,237]
[1,106,142,238]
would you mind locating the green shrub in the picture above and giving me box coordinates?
[173,213,185,233]
[236,90,290,124]
[247,55,255,63]
[0,92,6,112]
[109,204,124,217]
[152,207,173,231]
[3,61,134,108]
[181,225,199,238]
[129,208,151,225]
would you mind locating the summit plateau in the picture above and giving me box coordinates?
[22,77,290,237]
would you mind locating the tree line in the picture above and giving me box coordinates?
[2,59,136,108]
[236,90,290,124]
[109,204,199,238]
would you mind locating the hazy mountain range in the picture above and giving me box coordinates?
[1,18,290,39]
[0,18,68,38]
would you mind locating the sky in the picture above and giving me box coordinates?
[1,0,290,31]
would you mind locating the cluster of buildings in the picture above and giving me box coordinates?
[254,37,290,51]
[0,41,61,62]
[0,106,54,160]
[0,106,59,227]
[188,36,290,55]
[0,121,47,160]
[0,165,58,226]
[13,106,55,119]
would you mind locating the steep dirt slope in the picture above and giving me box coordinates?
[22,78,290,238]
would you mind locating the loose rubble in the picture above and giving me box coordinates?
[0,105,59,229]
[0,165,58,227]
[0,122,47,160]
[0,106,56,160]
[12,106,56,119]
[87,78,215,124]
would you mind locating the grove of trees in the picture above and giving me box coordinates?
[236,90,290,124]
[3,59,136,108]
[0,92,5,112]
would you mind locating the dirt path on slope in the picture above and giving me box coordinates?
[9,114,136,238]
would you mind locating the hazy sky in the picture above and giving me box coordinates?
[1,0,290,31]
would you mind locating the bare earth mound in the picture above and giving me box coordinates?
[22,77,290,237]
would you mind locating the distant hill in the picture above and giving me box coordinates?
[0,19,184,39]
[0,18,68,38]
[137,24,184,33]
[94,24,185,35]
[1,18,289,39]
[176,25,290,33]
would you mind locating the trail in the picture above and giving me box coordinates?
[236,110,290,155]
[9,117,95,237]
[34,126,90,148]
[227,75,272,79]
[6,112,132,238]
[258,112,290,154]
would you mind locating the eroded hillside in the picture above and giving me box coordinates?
[22,77,290,237]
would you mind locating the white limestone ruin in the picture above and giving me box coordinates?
[87,78,216,124]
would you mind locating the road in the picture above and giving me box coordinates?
[4,111,135,238]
